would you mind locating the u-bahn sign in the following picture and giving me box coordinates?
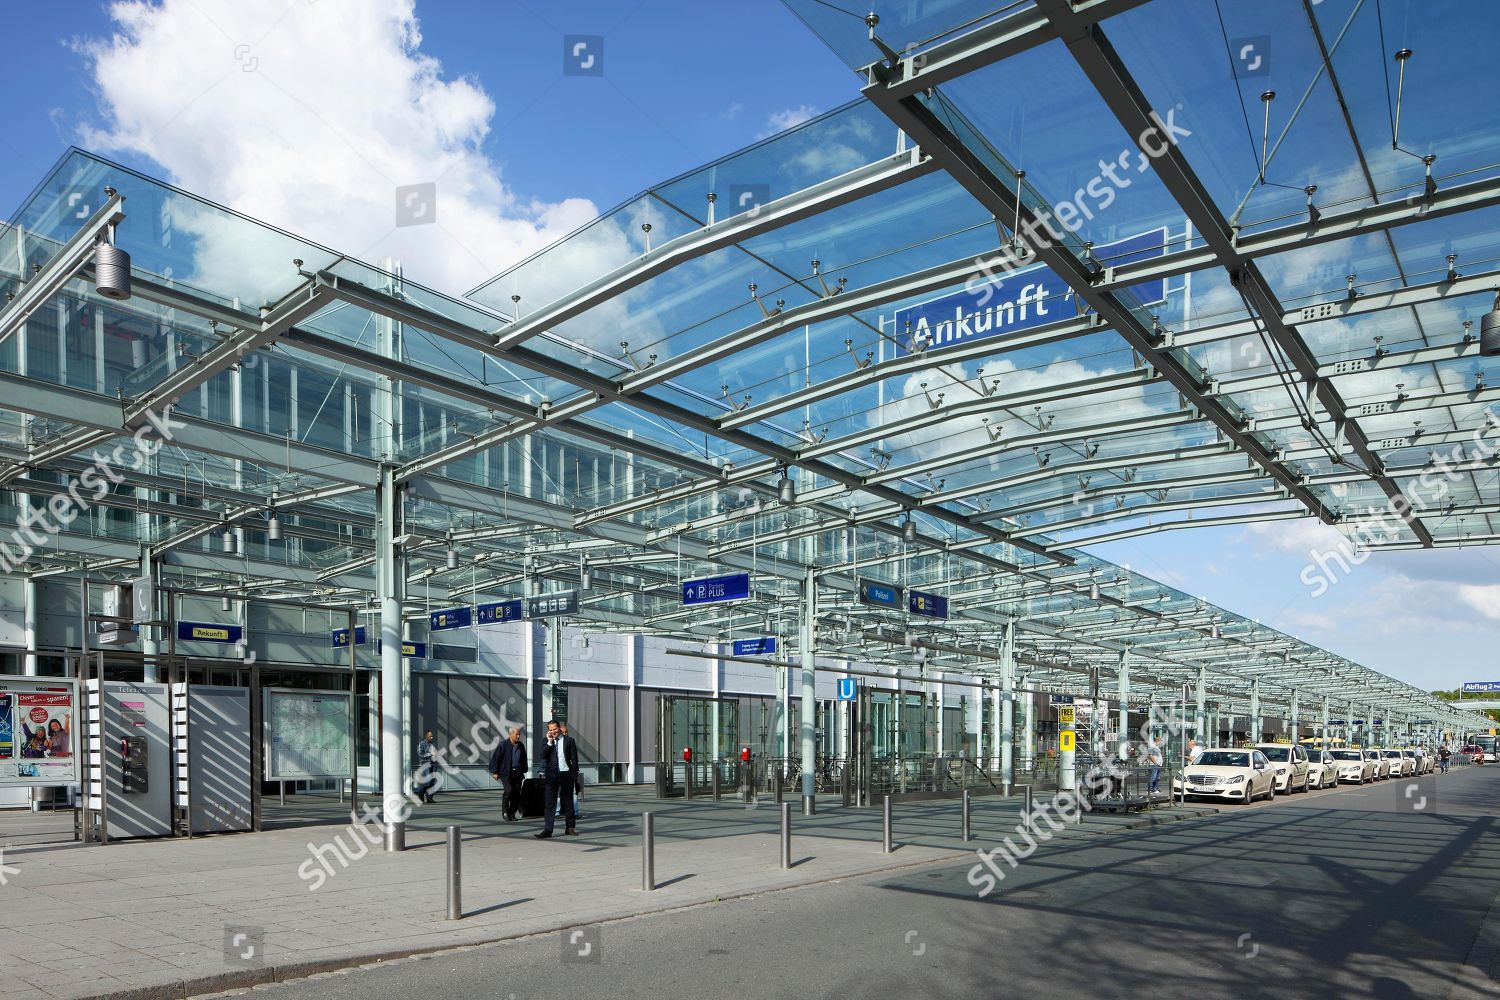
[891,228,1168,356]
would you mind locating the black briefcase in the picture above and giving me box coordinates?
[521,777,546,818]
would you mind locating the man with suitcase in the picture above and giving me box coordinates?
[535,719,578,838]
[488,726,528,821]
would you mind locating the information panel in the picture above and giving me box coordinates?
[0,677,80,786]
[478,599,524,625]
[858,579,903,610]
[681,573,750,607]
[732,637,778,656]
[528,591,579,618]
[430,606,473,631]
[263,689,352,780]
[907,589,949,619]
[176,621,244,644]
[332,626,368,647]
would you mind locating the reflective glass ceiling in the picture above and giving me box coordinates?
[0,0,1492,729]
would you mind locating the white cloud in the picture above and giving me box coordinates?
[75,0,599,303]
[759,104,818,138]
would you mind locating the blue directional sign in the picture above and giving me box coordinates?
[376,639,427,658]
[177,621,243,644]
[836,678,857,701]
[907,588,948,620]
[1049,694,1075,706]
[681,573,750,606]
[429,606,472,632]
[477,599,525,625]
[732,637,778,657]
[332,626,367,648]
[857,578,903,610]
[1462,681,1500,693]
[892,228,1169,356]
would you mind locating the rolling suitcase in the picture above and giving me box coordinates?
[521,776,546,818]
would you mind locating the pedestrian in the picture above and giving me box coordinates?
[1185,738,1202,764]
[489,726,528,821]
[560,723,582,820]
[415,729,438,804]
[1438,743,1451,774]
[534,719,578,839]
[1145,737,1164,794]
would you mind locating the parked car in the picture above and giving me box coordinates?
[1329,748,1375,783]
[1365,749,1390,779]
[1253,743,1311,793]
[1305,749,1340,789]
[1382,748,1414,777]
[1410,748,1431,774]
[1461,744,1486,764]
[1172,748,1278,803]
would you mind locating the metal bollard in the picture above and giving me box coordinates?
[1022,784,1033,817]
[780,802,792,869]
[339,778,346,804]
[279,780,286,807]
[962,790,971,843]
[882,794,893,853]
[841,764,851,808]
[713,762,721,802]
[642,813,655,891]
[685,763,694,800]
[803,794,815,816]
[775,773,783,804]
[446,825,462,920]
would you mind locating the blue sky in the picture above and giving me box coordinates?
[2,0,1494,694]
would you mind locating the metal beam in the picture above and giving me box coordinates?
[491,150,937,351]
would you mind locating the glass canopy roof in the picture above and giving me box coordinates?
[0,0,1493,731]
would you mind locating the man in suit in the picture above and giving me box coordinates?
[534,719,578,838]
[488,726,527,821]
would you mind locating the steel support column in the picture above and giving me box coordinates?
[1001,622,1015,787]
[376,465,406,852]
[800,567,817,802]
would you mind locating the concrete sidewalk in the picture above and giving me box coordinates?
[0,786,1216,999]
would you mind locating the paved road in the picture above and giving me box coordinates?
[222,764,1500,1000]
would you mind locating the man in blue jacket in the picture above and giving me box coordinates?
[488,726,528,822]
[534,719,578,838]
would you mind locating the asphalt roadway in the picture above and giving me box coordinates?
[206,763,1500,1000]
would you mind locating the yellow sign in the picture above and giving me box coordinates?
[1058,706,1075,724]
[1059,731,1076,752]
[191,626,230,641]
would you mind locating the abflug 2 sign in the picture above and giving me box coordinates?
[891,228,1169,355]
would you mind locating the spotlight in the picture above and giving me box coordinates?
[446,546,459,571]
[93,241,132,300]
[221,528,234,553]
[1481,292,1500,356]
[580,565,592,592]
[267,510,281,541]
[1089,581,1099,601]
[220,595,230,613]
[902,514,916,544]
[778,467,796,505]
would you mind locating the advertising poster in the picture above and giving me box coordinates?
[0,680,79,785]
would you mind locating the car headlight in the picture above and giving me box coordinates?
[1276,766,1287,774]
[1228,774,1246,783]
